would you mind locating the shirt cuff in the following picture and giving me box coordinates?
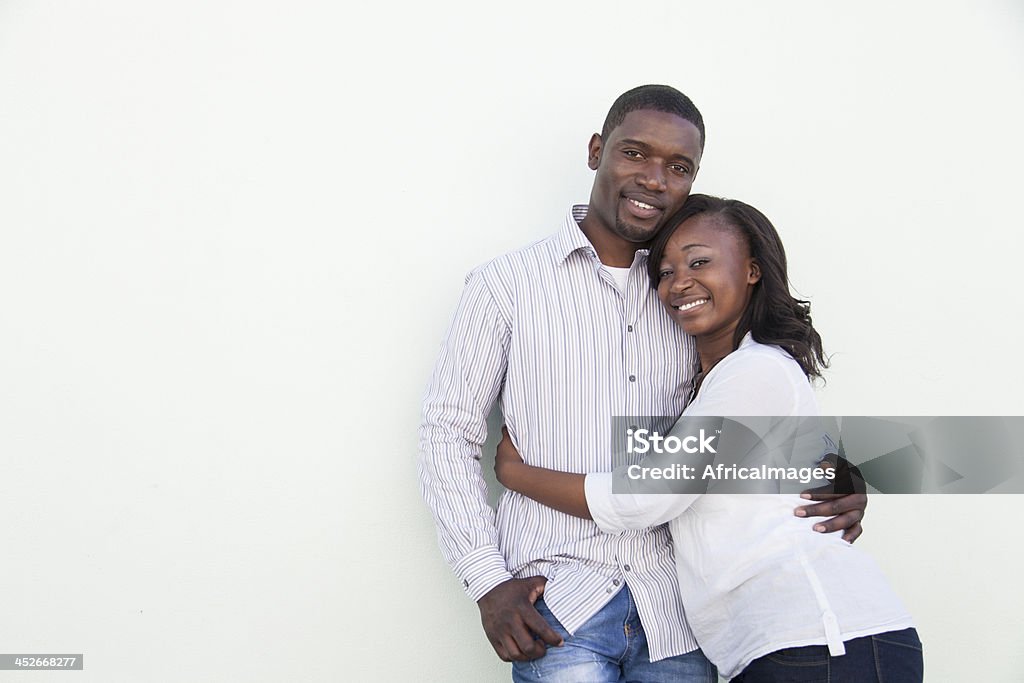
[452,546,514,602]
[584,472,627,535]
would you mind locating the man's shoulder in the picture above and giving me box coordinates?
[468,233,561,281]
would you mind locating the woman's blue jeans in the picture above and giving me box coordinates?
[731,627,924,682]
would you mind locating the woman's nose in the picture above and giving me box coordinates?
[669,273,691,292]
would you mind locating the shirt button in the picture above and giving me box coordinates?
[627,325,634,332]
[613,579,621,586]
[606,587,614,594]
[462,580,469,588]
[628,375,636,382]
[623,564,632,572]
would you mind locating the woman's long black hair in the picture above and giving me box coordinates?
[647,194,828,380]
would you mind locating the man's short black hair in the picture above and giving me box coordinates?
[601,85,705,150]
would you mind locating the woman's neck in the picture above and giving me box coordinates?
[696,328,739,375]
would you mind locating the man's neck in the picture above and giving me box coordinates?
[578,215,643,268]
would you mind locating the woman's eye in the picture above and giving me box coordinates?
[659,269,673,279]
[690,259,708,268]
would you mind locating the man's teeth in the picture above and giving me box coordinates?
[630,199,656,210]
[675,299,708,311]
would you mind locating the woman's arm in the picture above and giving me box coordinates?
[494,428,700,530]
[494,428,592,519]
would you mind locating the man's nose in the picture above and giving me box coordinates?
[638,162,666,191]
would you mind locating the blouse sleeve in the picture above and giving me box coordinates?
[585,472,702,534]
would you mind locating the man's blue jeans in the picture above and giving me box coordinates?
[731,627,924,682]
[511,585,717,683]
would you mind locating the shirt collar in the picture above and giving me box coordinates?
[552,204,651,267]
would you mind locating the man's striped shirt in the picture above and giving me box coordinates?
[418,205,700,661]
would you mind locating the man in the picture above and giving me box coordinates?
[419,85,865,682]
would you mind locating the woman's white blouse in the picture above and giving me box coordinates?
[585,334,914,678]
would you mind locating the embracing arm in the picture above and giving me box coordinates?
[495,427,701,531]
[497,348,867,541]
[494,427,591,519]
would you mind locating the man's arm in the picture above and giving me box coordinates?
[418,270,561,661]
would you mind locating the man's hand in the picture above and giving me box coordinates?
[795,453,868,543]
[477,577,564,662]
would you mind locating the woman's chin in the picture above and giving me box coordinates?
[670,312,705,335]
[676,321,705,337]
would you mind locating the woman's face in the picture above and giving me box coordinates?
[655,214,761,341]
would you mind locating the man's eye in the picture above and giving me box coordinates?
[624,150,643,159]
[670,164,690,175]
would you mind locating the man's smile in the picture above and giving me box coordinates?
[623,195,663,220]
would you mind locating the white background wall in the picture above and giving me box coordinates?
[1,1,1022,681]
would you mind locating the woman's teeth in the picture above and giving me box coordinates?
[675,299,708,311]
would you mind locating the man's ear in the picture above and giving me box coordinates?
[748,260,762,285]
[587,133,603,170]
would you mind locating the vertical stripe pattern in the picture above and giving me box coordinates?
[418,206,699,661]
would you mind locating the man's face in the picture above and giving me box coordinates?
[585,109,703,245]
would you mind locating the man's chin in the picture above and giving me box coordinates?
[615,219,660,243]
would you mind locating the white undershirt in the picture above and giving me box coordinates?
[604,265,631,291]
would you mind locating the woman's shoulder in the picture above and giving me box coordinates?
[694,334,817,416]
[714,334,806,382]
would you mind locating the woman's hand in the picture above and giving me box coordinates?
[495,426,525,489]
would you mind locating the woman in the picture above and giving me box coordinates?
[495,195,923,681]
